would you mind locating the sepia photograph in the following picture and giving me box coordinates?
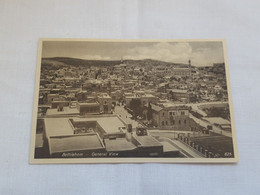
[30,39,238,163]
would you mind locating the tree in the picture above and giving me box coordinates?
[129,98,142,119]
[147,102,153,121]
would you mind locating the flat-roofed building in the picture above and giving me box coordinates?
[172,67,191,77]
[104,138,137,156]
[44,118,75,137]
[41,116,128,157]
[38,115,185,158]
[49,134,105,158]
[145,103,190,130]
[46,106,80,117]
[47,94,59,104]
[140,94,158,106]
[41,117,105,157]
[95,117,126,139]
[51,100,70,109]
[98,93,112,114]
[160,141,180,157]
[131,132,163,157]
[76,101,100,115]
[125,93,158,107]
[68,116,126,139]
[202,117,231,131]
[168,89,190,103]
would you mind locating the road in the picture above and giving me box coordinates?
[114,105,140,129]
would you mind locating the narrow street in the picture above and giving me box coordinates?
[114,104,140,129]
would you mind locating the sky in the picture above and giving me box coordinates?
[42,40,225,66]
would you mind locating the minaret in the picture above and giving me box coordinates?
[188,59,192,78]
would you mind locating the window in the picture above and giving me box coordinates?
[169,112,172,116]
[166,121,168,125]
[179,120,181,124]
[162,112,165,116]
[181,111,185,115]
[162,121,164,126]
[184,119,186,124]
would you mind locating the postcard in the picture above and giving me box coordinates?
[29,39,238,163]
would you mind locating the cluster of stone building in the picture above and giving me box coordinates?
[36,111,185,158]
[39,60,227,107]
[39,60,231,131]
[35,59,232,158]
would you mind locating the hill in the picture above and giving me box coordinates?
[41,57,192,68]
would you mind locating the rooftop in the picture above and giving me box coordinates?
[44,118,74,137]
[160,141,179,152]
[170,89,188,93]
[142,94,155,98]
[97,117,125,134]
[49,134,104,154]
[46,107,80,116]
[132,134,163,147]
[173,67,190,70]
[104,138,137,152]
[161,102,189,110]
[77,102,100,106]
[71,116,125,134]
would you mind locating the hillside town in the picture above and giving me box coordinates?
[35,57,234,159]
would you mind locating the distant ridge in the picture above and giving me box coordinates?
[42,57,192,68]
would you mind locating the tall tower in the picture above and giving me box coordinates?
[188,59,192,77]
